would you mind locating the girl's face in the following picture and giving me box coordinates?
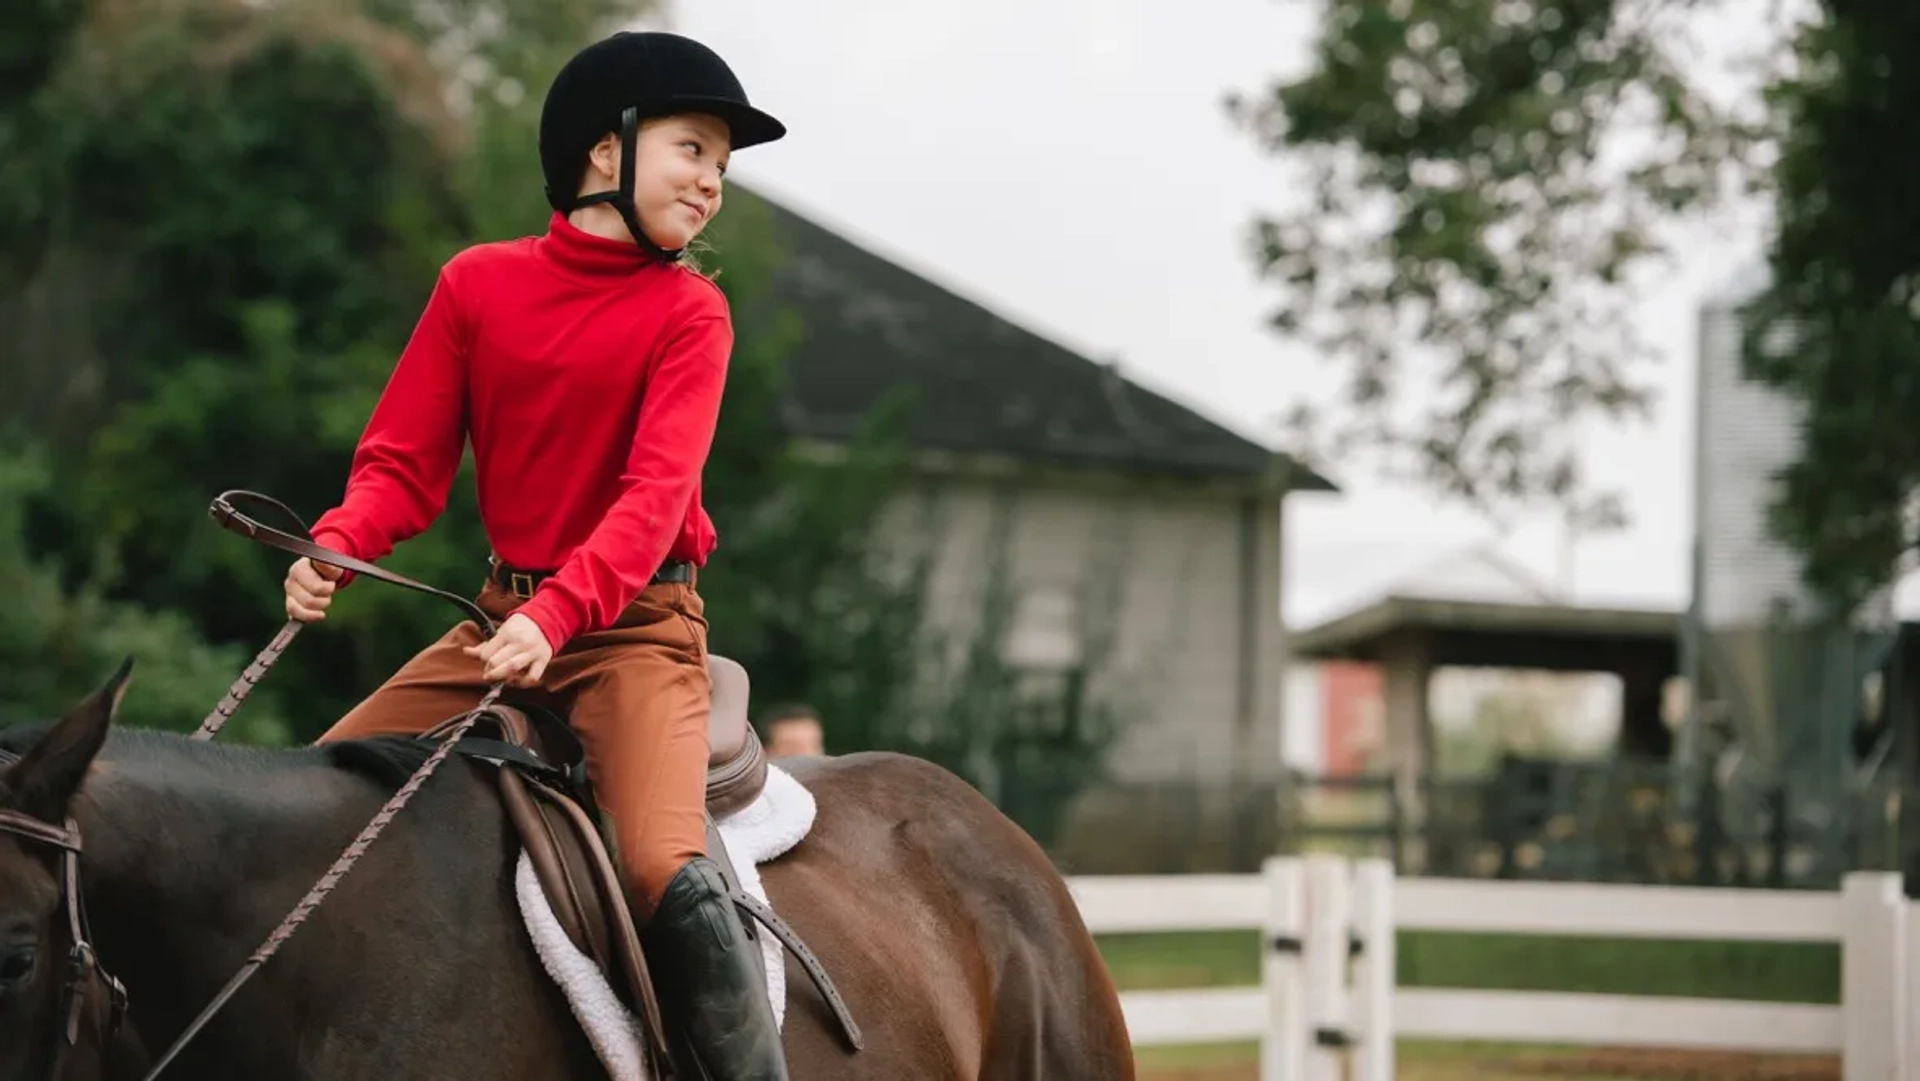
[581,113,731,250]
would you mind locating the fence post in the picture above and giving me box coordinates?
[1303,854,1352,1081]
[1348,858,1395,1081]
[1842,871,1904,1081]
[1905,893,1920,1081]
[1260,856,1307,1081]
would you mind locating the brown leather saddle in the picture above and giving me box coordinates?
[419,654,861,1077]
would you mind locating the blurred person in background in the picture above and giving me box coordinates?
[762,703,825,758]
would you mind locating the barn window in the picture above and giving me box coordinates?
[1002,586,1082,672]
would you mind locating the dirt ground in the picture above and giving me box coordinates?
[1136,1047,1841,1081]
[1473,1049,1839,1081]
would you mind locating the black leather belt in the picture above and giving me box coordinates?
[490,558,694,599]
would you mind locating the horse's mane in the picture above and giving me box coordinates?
[320,737,440,790]
[1,720,324,771]
[0,719,428,793]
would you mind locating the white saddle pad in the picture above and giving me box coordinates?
[514,763,816,1081]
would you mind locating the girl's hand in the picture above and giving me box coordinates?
[466,613,555,687]
[284,557,343,622]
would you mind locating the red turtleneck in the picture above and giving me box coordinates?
[311,212,732,652]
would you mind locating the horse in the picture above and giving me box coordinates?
[0,661,1137,1080]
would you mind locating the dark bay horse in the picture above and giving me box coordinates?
[0,663,1136,1080]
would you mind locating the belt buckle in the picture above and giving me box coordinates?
[508,571,535,598]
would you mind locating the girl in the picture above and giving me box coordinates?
[282,31,791,1081]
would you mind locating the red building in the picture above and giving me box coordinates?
[1319,659,1384,776]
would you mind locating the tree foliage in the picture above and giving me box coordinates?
[1738,2,1920,614]
[1230,0,1759,532]
[0,445,290,742]
[1239,0,1920,617]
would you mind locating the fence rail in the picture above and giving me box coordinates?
[1392,988,1841,1054]
[1392,875,1844,940]
[1067,856,1914,1080]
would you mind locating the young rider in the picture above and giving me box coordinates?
[282,31,790,1081]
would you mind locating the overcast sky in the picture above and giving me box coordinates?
[657,1,1789,627]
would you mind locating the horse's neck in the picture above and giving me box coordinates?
[70,742,561,1080]
[84,749,371,902]
[77,748,390,1059]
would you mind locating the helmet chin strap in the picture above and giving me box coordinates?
[570,107,686,263]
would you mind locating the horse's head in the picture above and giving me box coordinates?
[0,659,131,1081]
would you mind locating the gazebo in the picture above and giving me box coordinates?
[1289,548,1682,801]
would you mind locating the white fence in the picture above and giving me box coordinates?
[1066,855,1913,1081]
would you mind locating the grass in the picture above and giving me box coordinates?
[1096,928,1839,1001]
[1397,931,1838,1003]
[1098,930,1258,990]
[1128,1041,1840,1081]
[1131,1040,1259,1072]
[1097,930,1843,1080]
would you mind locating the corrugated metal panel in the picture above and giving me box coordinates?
[1696,277,1813,627]
[1696,270,1895,629]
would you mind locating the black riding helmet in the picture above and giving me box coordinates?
[539,32,786,261]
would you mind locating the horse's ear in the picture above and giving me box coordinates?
[0,656,133,825]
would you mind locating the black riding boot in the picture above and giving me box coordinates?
[642,857,790,1081]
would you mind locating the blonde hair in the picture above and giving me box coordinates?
[676,234,721,280]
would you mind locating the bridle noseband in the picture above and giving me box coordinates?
[0,752,130,1081]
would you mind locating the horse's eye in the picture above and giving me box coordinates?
[0,946,36,986]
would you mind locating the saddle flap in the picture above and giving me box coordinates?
[496,768,672,1075]
[497,768,608,967]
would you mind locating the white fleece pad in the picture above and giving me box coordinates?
[514,763,817,1081]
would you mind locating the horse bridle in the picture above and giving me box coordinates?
[0,752,130,1081]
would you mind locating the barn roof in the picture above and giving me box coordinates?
[732,187,1335,491]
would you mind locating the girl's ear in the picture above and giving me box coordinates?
[585,133,622,185]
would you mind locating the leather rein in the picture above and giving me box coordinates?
[0,490,508,1079]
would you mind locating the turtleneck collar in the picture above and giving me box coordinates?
[534,211,662,278]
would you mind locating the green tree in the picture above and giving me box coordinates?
[1,2,479,731]
[3,3,466,443]
[1737,3,1920,614]
[1227,0,1761,533]
[0,445,288,742]
[1235,1,1920,618]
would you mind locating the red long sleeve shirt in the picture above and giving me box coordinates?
[311,212,731,652]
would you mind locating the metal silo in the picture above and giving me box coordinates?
[1682,261,1894,885]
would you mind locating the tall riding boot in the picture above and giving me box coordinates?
[641,856,790,1081]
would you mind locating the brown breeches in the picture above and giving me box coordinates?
[314,578,712,920]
